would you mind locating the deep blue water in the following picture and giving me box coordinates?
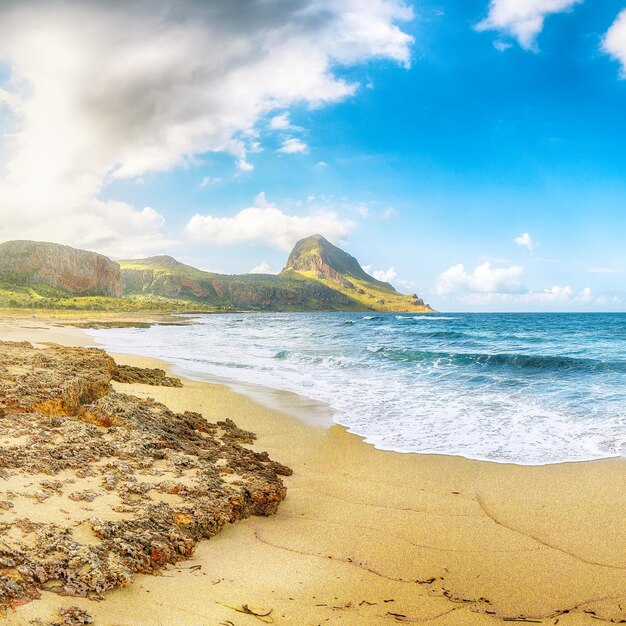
[89,312,626,465]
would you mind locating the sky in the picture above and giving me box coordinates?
[0,0,625,312]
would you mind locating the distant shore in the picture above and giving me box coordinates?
[1,312,625,625]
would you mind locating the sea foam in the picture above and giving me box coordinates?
[88,312,626,465]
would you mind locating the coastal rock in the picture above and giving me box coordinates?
[0,341,291,612]
[112,364,183,387]
[0,240,122,297]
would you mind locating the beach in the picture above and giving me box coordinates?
[0,314,624,625]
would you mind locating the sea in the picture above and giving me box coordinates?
[87,312,626,465]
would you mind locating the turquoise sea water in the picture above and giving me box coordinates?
[89,312,626,465]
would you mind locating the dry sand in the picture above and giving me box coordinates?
[1,314,624,625]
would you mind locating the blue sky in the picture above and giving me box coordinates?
[0,0,625,310]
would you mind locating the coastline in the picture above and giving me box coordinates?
[1,313,625,625]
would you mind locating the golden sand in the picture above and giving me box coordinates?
[1,315,624,625]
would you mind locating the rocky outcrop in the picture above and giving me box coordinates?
[0,240,122,296]
[112,364,183,387]
[0,341,290,609]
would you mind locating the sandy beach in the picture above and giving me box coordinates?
[0,314,624,625]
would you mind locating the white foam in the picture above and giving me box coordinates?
[87,313,626,466]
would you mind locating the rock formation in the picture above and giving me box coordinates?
[0,241,122,297]
[0,341,290,610]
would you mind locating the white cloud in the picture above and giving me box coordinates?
[0,0,413,255]
[269,113,296,130]
[248,261,276,274]
[493,40,513,52]
[200,176,221,189]
[441,285,606,308]
[436,262,525,295]
[363,265,397,283]
[603,9,626,75]
[476,0,583,49]
[514,232,535,251]
[382,207,398,219]
[279,137,308,154]
[185,192,354,251]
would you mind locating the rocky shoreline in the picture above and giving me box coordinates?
[0,341,291,615]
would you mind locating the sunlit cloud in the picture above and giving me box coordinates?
[186,192,355,251]
[514,232,535,251]
[0,0,413,255]
[436,262,526,295]
[476,0,583,49]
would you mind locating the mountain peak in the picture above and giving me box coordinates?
[284,234,390,288]
[281,234,434,312]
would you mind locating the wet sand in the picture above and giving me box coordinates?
[1,314,624,625]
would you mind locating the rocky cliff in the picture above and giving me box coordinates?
[0,240,123,296]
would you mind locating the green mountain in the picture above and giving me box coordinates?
[0,236,435,312]
[282,234,428,312]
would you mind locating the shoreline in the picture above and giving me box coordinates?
[80,314,625,469]
[1,313,625,624]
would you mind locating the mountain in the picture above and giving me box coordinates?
[120,254,357,311]
[0,236,435,312]
[282,234,429,312]
[0,240,122,297]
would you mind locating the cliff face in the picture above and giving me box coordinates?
[0,240,123,296]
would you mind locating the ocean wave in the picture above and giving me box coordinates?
[395,315,456,321]
[87,311,626,465]
[373,348,626,373]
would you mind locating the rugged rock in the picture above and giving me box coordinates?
[113,364,183,387]
[0,240,122,297]
[0,341,290,611]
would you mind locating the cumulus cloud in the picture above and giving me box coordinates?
[0,0,413,255]
[248,261,276,274]
[269,113,297,131]
[279,138,309,154]
[439,283,604,308]
[364,265,398,283]
[603,9,626,75]
[185,192,354,251]
[514,232,535,251]
[436,262,525,295]
[476,0,583,49]
[200,176,221,189]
